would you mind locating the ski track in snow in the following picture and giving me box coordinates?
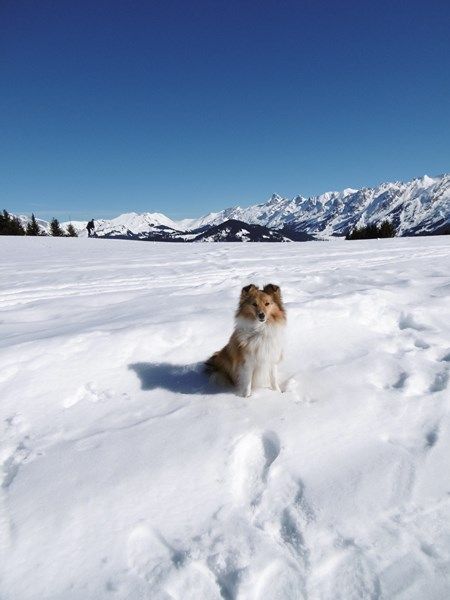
[1,236,450,599]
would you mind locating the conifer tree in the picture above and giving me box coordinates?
[11,216,25,235]
[379,220,395,238]
[66,223,78,237]
[0,209,9,234]
[50,217,64,237]
[0,210,25,235]
[26,213,41,236]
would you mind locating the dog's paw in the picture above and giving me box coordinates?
[238,386,252,398]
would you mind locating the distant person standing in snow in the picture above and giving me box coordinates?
[86,219,95,237]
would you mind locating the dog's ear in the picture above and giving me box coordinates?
[263,283,282,304]
[241,284,258,297]
[263,283,280,295]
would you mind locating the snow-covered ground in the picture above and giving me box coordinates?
[1,236,450,600]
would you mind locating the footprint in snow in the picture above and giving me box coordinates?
[248,559,306,600]
[164,561,222,600]
[127,524,222,599]
[317,542,380,600]
[253,468,312,576]
[424,426,439,449]
[429,370,448,393]
[391,371,409,391]
[126,524,175,587]
[1,439,33,490]
[414,338,430,350]
[398,313,428,332]
[229,431,280,508]
[62,383,119,408]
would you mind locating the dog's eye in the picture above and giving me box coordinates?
[265,302,270,306]
[252,302,257,307]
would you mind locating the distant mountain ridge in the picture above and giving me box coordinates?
[189,173,449,237]
[191,219,293,242]
[14,173,450,241]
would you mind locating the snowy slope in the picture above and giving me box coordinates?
[93,212,182,238]
[1,236,450,599]
[16,213,181,239]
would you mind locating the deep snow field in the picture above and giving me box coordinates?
[1,236,450,600]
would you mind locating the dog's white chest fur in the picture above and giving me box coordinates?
[238,322,282,362]
[235,318,284,394]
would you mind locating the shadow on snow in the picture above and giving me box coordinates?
[128,361,223,395]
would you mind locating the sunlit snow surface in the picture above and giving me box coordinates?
[1,236,450,600]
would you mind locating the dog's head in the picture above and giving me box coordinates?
[236,283,285,324]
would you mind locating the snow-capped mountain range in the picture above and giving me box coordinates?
[16,173,450,240]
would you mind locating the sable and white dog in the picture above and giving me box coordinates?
[205,284,286,397]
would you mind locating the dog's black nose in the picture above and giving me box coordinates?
[258,313,265,320]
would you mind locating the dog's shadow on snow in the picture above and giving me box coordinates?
[129,362,223,395]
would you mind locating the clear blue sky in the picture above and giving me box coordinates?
[1,0,449,221]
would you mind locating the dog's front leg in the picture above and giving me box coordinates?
[269,364,281,392]
[238,362,253,398]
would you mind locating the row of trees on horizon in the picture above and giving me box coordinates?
[0,210,78,237]
[345,220,396,240]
